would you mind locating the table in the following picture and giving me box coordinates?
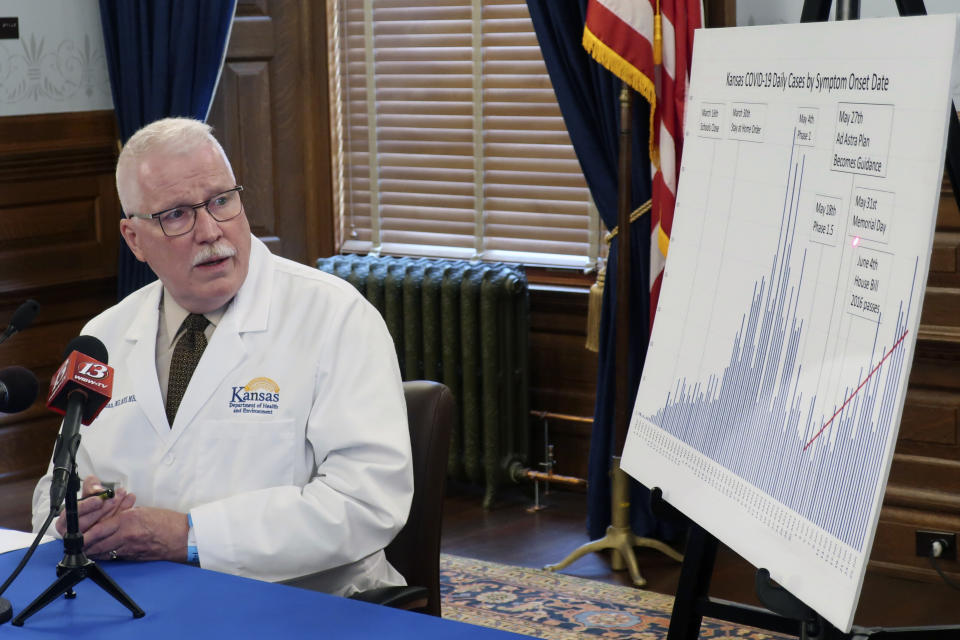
[1,540,531,638]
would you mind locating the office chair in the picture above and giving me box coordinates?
[288,380,454,617]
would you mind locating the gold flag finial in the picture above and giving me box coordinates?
[653,1,663,65]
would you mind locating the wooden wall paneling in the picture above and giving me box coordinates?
[703,0,736,28]
[899,388,958,447]
[929,231,959,280]
[889,454,960,497]
[0,278,118,532]
[262,0,307,260]
[936,175,959,229]
[919,287,960,327]
[213,60,279,254]
[875,172,960,581]
[528,285,597,480]
[302,0,334,260]
[207,0,331,266]
[871,504,960,582]
[0,111,117,161]
[0,174,118,292]
[528,280,597,411]
[929,177,959,289]
[0,279,116,531]
[0,111,120,530]
[0,479,42,533]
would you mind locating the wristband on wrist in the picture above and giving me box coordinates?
[187,513,199,564]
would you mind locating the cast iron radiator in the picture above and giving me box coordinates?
[316,254,530,507]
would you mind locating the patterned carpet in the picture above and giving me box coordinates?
[440,554,795,640]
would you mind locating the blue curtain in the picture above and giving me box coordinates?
[526,0,680,541]
[99,0,236,300]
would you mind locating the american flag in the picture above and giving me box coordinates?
[583,0,701,328]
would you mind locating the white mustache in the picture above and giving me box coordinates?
[192,242,236,266]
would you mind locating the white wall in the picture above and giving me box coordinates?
[0,0,113,116]
[737,0,960,26]
[735,1,960,105]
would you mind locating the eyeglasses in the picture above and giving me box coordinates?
[126,186,245,237]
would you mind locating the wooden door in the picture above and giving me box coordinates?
[206,0,334,265]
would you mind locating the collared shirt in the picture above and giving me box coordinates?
[156,289,228,407]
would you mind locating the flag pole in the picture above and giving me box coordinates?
[545,82,683,585]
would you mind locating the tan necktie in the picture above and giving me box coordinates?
[166,313,209,426]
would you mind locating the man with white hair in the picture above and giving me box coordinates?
[31,117,414,596]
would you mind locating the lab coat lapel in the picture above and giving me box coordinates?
[123,284,169,439]
[168,236,273,434]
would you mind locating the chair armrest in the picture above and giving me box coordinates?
[349,585,429,611]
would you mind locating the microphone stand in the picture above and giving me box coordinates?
[11,405,144,625]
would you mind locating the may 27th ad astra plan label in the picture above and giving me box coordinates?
[621,15,960,632]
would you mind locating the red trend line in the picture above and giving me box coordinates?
[803,328,910,451]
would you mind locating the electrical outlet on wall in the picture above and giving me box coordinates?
[915,530,957,561]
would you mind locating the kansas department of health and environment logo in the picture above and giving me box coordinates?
[229,377,280,415]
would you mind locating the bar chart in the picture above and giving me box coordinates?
[641,132,916,554]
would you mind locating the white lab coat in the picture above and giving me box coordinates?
[32,236,413,596]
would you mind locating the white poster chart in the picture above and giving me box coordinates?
[621,15,960,633]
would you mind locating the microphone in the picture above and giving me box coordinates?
[0,366,39,413]
[0,299,40,346]
[47,336,113,513]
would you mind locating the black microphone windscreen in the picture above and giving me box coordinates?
[0,366,39,413]
[9,299,39,333]
[62,335,108,365]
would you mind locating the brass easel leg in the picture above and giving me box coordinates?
[544,456,683,587]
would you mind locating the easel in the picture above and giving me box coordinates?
[663,1,960,638]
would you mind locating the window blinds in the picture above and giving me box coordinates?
[333,0,598,268]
